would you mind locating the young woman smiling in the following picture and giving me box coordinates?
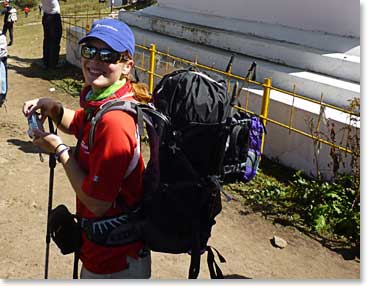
[22,18,151,279]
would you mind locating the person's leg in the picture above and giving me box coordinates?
[54,14,62,66]
[49,14,62,67]
[45,15,60,68]
[8,24,13,46]
[0,57,7,106]
[42,15,50,67]
[2,25,7,38]
[111,252,151,279]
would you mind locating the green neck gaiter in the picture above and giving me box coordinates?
[86,80,126,102]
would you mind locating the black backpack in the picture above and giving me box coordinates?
[147,69,231,278]
[83,68,231,279]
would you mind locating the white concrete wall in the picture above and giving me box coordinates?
[158,0,360,37]
[242,88,359,180]
[66,26,83,69]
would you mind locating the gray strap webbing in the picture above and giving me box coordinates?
[88,100,168,182]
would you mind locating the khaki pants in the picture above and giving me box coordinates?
[80,252,151,279]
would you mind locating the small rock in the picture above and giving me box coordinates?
[49,87,56,92]
[271,235,288,249]
[31,201,38,209]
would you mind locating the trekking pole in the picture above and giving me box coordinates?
[225,54,235,73]
[44,117,56,279]
[245,61,257,81]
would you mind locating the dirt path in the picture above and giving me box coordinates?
[0,22,360,280]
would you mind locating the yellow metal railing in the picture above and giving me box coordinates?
[135,44,359,155]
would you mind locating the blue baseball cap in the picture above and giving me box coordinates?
[79,18,135,56]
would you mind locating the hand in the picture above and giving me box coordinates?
[32,129,63,154]
[22,98,60,125]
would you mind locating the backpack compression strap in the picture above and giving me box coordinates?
[207,246,226,279]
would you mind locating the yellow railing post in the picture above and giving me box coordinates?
[148,44,156,94]
[260,78,272,152]
[261,78,271,127]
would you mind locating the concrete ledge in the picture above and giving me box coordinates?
[120,7,359,83]
[140,6,360,54]
[124,25,359,110]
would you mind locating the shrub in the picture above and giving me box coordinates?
[14,0,38,8]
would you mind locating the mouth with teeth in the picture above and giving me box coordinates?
[88,66,105,77]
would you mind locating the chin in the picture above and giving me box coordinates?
[90,79,109,90]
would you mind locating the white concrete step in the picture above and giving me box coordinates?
[119,19,360,110]
[119,7,360,83]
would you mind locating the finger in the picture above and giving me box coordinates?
[40,114,47,124]
[32,128,48,138]
[22,103,34,117]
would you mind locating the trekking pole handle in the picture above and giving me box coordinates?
[48,117,56,169]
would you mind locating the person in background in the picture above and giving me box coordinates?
[1,1,14,46]
[22,18,152,279]
[41,0,63,68]
[0,31,7,65]
[0,31,7,106]
[24,6,30,18]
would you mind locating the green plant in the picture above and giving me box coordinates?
[225,165,360,246]
[14,0,38,8]
[290,171,359,242]
[50,77,83,97]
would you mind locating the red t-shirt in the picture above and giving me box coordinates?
[69,84,145,274]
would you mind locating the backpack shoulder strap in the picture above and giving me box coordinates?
[89,100,138,149]
[89,100,169,182]
[89,100,141,179]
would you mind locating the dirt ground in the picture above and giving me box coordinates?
[0,21,360,281]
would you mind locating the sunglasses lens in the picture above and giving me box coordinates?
[99,49,117,63]
[81,46,96,59]
[81,45,123,63]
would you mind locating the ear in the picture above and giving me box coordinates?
[121,59,134,76]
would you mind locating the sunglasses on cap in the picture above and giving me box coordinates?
[80,45,129,64]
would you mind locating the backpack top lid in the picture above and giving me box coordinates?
[153,69,230,129]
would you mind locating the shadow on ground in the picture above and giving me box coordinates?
[7,54,82,82]
[7,138,44,154]
[271,216,360,262]
[224,274,251,279]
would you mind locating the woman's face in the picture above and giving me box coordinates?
[81,38,133,91]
